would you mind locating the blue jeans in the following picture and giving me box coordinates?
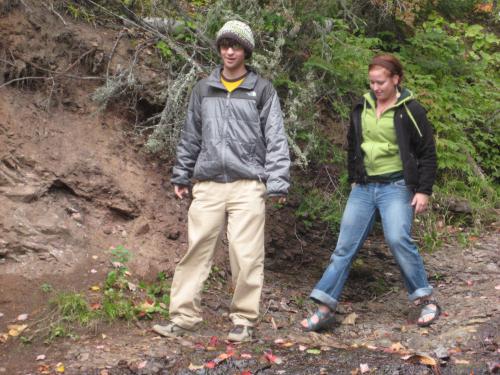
[310,180,433,310]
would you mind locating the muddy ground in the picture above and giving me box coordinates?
[0,1,499,374]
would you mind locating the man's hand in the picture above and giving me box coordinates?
[174,185,189,200]
[268,196,287,205]
[411,193,429,214]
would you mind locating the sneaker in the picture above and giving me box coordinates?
[227,325,253,342]
[152,323,193,337]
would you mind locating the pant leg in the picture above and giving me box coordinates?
[226,180,266,327]
[169,181,227,329]
[310,184,377,310]
[376,180,433,301]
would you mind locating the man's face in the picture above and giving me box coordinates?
[219,39,246,71]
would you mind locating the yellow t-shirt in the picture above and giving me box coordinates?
[221,76,245,93]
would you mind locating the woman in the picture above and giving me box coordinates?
[301,54,440,331]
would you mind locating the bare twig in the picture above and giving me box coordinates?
[0,76,49,89]
[107,29,126,79]
[62,48,96,74]
[44,1,67,26]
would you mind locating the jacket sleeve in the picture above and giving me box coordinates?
[171,84,202,186]
[347,111,357,183]
[260,85,290,196]
[412,102,437,195]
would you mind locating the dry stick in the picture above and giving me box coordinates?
[62,48,96,74]
[44,1,67,26]
[0,76,49,89]
[106,29,126,80]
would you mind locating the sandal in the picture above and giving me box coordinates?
[301,307,335,332]
[417,300,441,327]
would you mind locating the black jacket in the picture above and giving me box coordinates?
[347,96,437,195]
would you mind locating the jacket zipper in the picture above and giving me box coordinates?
[222,91,231,181]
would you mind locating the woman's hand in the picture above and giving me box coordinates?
[411,193,429,214]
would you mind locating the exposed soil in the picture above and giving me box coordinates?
[0,2,499,375]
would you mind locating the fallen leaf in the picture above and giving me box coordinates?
[209,336,218,347]
[342,312,358,325]
[37,364,50,374]
[299,345,307,351]
[281,342,294,348]
[90,269,98,274]
[188,363,204,370]
[466,280,474,286]
[274,338,284,345]
[0,312,4,318]
[453,359,470,365]
[90,285,100,291]
[205,361,216,369]
[55,362,65,373]
[36,354,46,361]
[360,363,370,373]
[90,303,102,310]
[306,348,321,355]
[264,350,284,365]
[127,282,137,292]
[495,285,500,290]
[92,255,98,260]
[241,372,252,375]
[385,342,406,353]
[8,324,27,336]
[402,354,437,366]
[0,333,8,343]
[16,313,28,321]
[240,353,252,359]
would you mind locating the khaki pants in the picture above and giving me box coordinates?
[169,180,266,329]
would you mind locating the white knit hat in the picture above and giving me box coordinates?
[216,20,255,57]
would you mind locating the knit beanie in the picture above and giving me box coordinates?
[215,20,255,58]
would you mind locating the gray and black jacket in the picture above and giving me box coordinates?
[171,66,290,196]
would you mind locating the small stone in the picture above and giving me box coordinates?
[486,263,499,273]
[121,230,127,238]
[135,223,150,236]
[434,346,449,359]
[71,212,83,222]
[102,226,112,235]
[0,367,6,373]
[167,230,180,240]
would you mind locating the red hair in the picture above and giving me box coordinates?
[369,54,404,85]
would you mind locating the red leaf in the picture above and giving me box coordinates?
[209,336,218,347]
[205,361,216,369]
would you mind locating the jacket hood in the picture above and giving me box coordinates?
[362,87,414,109]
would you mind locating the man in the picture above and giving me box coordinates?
[153,20,290,342]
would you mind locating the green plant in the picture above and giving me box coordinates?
[40,283,53,293]
[51,292,93,325]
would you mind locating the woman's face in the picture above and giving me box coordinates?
[369,66,400,102]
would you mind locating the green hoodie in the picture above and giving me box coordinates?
[361,88,414,176]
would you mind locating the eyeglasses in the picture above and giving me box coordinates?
[219,40,243,51]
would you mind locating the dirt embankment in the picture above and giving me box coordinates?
[1,2,499,375]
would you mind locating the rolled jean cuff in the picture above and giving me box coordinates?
[408,286,433,302]
[310,289,339,311]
